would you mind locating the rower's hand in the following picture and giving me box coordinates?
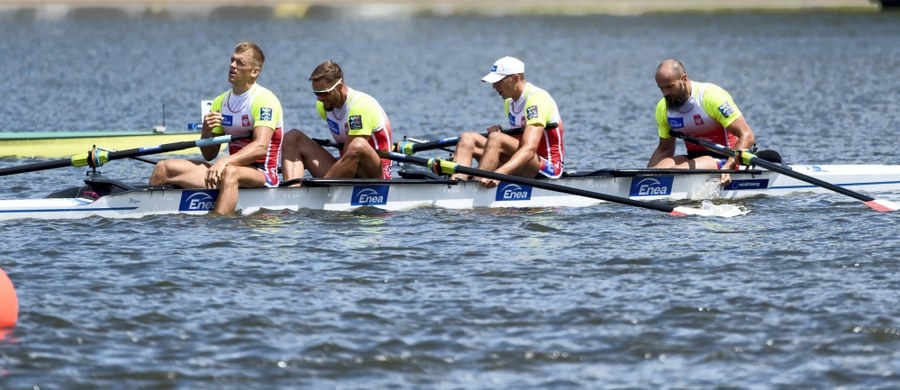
[204,112,223,132]
[479,177,499,189]
[720,172,732,186]
[206,162,227,188]
[486,125,502,133]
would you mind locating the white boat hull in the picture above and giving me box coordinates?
[1,165,899,220]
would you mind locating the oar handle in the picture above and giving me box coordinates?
[312,138,342,149]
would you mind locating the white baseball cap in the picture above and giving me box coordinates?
[481,56,525,83]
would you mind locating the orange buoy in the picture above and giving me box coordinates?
[0,267,18,328]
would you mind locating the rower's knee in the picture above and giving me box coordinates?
[283,129,306,148]
[343,137,372,157]
[457,132,478,149]
[483,131,508,153]
[219,165,241,187]
[149,160,172,185]
[283,128,319,162]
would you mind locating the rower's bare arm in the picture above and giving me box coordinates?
[200,111,224,161]
[497,124,542,175]
[723,117,755,170]
[220,126,275,167]
[648,137,676,167]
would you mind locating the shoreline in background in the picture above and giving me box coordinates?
[0,0,887,20]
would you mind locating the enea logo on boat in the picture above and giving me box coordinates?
[351,185,389,206]
[630,176,674,197]
[496,182,532,201]
[724,179,769,191]
[179,190,218,211]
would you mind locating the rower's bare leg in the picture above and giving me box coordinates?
[476,132,519,172]
[212,165,265,215]
[510,154,542,178]
[671,156,719,170]
[451,132,486,180]
[324,137,382,179]
[149,159,209,188]
[649,157,679,169]
[651,155,717,169]
[281,129,337,186]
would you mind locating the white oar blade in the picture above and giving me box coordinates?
[672,200,749,218]
[864,199,900,212]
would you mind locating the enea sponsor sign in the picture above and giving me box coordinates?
[496,182,532,201]
[179,190,218,211]
[630,176,674,197]
[351,185,389,206]
[724,179,769,191]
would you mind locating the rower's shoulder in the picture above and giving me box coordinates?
[210,90,229,107]
[253,84,282,101]
[348,89,386,111]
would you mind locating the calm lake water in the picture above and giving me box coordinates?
[1,10,900,388]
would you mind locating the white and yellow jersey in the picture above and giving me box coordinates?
[316,87,393,179]
[210,84,283,185]
[655,81,742,153]
[503,82,565,167]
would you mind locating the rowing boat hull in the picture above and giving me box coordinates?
[1,164,899,220]
[0,131,209,158]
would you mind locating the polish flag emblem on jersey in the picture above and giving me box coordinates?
[242,114,251,127]
[693,114,704,126]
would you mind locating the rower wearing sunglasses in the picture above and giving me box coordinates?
[281,60,393,185]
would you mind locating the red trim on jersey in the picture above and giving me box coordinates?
[516,121,565,166]
[227,127,283,186]
[335,122,393,180]
[371,119,393,179]
[684,127,736,153]
[541,121,564,166]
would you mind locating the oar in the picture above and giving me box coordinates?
[312,138,342,149]
[379,151,728,217]
[131,156,160,165]
[0,134,249,177]
[671,131,899,212]
[392,125,559,155]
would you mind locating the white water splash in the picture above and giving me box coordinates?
[675,200,749,218]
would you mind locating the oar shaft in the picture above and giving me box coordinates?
[105,134,237,160]
[0,134,247,177]
[745,152,874,202]
[673,132,876,203]
[381,152,682,215]
[0,159,73,176]
[394,127,534,154]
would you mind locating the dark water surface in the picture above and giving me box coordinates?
[1,11,900,388]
